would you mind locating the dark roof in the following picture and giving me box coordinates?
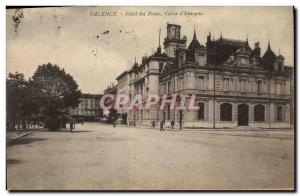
[128,62,140,73]
[116,71,128,80]
[147,52,171,61]
[216,37,248,46]
[277,54,285,60]
[188,31,203,50]
[235,47,251,56]
[207,35,250,65]
[186,31,205,62]
[262,43,276,60]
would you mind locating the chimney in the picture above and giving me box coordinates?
[253,42,261,58]
[206,32,211,46]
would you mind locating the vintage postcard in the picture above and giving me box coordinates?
[6,6,294,190]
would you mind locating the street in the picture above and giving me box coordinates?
[7,123,294,190]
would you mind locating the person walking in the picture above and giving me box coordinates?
[160,120,164,132]
[70,120,73,132]
[171,120,175,129]
[152,120,155,128]
[113,118,116,128]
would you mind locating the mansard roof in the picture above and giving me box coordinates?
[262,42,276,60]
[277,54,285,60]
[188,31,204,51]
[215,36,248,46]
[116,70,128,80]
[186,31,205,62]
[146,52,172,62]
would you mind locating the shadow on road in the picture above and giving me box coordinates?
[70,130,92,133]
[7,159,22,165]
[7,137,46,146]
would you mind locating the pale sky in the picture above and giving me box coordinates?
[6,6,294,94]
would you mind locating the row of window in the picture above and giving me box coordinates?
[131,103,284,123]
[219,103,284,122]
[74,109,97,115]
[162,76,284,95]
[78,103,98,109]
[222,78,284,95]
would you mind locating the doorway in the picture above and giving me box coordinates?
[238,104,249,126]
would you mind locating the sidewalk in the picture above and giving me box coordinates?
[122,125,294,139]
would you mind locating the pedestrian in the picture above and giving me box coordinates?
[160,120,164,132]
[82,121,84,126]
[70,120,73,132]
[113,118,116,128]
[179,119,182,130]
[171,120,175,129]
[152,120,155,128]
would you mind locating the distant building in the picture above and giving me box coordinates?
[70,93,102,118]
[103,83,117,109]
[103,84,118,121]
[113,23,293,129]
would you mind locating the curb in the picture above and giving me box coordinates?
[7,132,33,143]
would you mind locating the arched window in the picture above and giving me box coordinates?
[254,104,265,121]
[197,102,205,120]
[220,103,232,121]
[277,105,283,122]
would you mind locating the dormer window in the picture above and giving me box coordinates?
[278,63,283,72]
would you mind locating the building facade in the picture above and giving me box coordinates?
[114,23,293,129]
[70,93,102,118]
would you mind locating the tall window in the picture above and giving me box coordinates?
[223,78,230,91]
[179,77,183,90]
[276,82,282,95]
[167,81,171,93]
[254,104,265,121]
[197,102,205,120]
[257,80,262,94]
[241,79,247,92]
[179,54,184,66]
[277,105,283,122]
[220,103,232,121]
[197,76,205,89]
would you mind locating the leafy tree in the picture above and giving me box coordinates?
[6,72,40,131]
[32,63,81,131]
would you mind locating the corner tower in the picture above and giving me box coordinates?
[163,23,187,57]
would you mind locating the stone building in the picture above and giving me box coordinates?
[114,23,293,128]
[70,93,102,119]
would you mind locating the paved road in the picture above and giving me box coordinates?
[7,123,294,190]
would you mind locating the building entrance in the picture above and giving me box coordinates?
[238,104,249,126]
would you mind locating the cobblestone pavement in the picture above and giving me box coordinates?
[6,123,294,190]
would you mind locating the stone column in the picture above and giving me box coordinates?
[249,103,254,123]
